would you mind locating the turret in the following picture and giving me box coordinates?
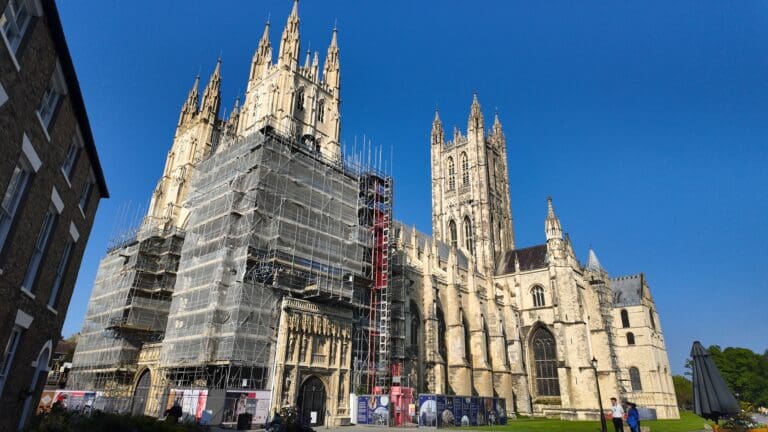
[177,75,200,128]
[586,247,603,272]
[467,92,484,136]
[322,27,340,90]
[200,58,221,120]
[431,108,444,146]
[278,0,300,68]
[545,196,563,241]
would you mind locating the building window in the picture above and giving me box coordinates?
[448,220,457,248]
[621,309,630,328]
[461,152,469,186]
[629,367,642,391]
[317,99,325,122]
[78,173,95,213]
[627,332,635,345]
[48,240,73,309]
[295,87,305,111]
[0,158,32,254]
[446,157,455,190]
[21,206,57,292]
[531,327,560,396]
[463,216,473,254]
[61,131,83,180]
[409,301,420,356]
[0,325,23,396]
[649,308,656,331]
[0,0,33,55]
[532,285,545,307]
[37,65,67,131]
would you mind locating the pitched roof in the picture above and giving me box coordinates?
[496,244,548,275]
[42,0,109,197]
[611,274,644,307]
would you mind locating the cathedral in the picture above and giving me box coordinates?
[68,1,678,426]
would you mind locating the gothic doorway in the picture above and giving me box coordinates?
[297,376,326,426]
[132,370,151,416]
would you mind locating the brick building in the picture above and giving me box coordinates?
[0,0,108,429]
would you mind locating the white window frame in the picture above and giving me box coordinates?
[78,170,95,216]
[20,205,58,294]
[0,325,23,396]
[0,155,32,255]
[61,127,83,184]
[0,0,38,70]
[36,62,68,139]
[47,238,73,312]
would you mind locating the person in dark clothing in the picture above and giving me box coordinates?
[268,411,284,432]
[165,403,183,423]
[626,402,640,432]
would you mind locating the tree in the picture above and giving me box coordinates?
[706,345,768,408]
[673,375,693,410]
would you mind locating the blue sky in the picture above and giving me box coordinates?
[57,1,768,375]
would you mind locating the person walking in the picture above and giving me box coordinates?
[610,398,624,432]
[626,402,640,432]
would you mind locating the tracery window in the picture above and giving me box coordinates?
[532,285,545,307]
[461,152,469,186]
[463,216,473,254]
[295,87,305,110]
[448,220,457,248]
[629,367,642,391]
[446,157,455,190]
[531,327,560,396]
[317,99,325,122]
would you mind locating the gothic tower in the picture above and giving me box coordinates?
[431,94,514,275]
[236,0,342,161]
[145,60,223,231]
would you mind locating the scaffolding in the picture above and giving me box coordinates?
[69,117,397,420]
[155,122,385,395]
[68,225,183,398]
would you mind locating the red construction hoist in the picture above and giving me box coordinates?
[366,175,392,395]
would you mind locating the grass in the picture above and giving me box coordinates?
[460,411,713,431]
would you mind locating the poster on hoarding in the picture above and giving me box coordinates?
[418,394,437,427]
[436,395,448,427]
[469,397,479,426]
[355,395,390,425]
[221,390,271,425]
[165,389,209,422]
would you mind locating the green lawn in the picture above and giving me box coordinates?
[460,411,712,431]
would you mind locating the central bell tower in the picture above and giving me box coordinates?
[430,93,514,274]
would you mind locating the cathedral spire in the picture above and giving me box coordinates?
[200,58,222,118]
[545,196,562,241]
[278,0,301,68]
[322,27,340,89]
[493,110,503,134]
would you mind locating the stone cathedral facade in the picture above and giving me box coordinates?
[70,0,678,425]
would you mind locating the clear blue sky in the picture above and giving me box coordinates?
[57,1,768,375]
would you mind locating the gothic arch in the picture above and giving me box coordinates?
[297,375,327,425]
[621,309,630,328]
[463,216,474,254]
[531,285,545,307]
[446,157,455,190]
[448,220,457,248]
[527,324,560,397]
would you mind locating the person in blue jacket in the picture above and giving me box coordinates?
[626,402,640,432]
